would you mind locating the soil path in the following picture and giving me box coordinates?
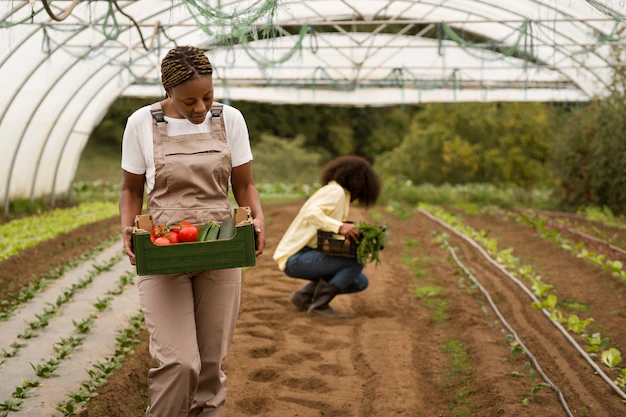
[220,205,566,417]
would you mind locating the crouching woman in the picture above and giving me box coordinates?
[273,156,381,317]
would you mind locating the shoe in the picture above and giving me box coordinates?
[289,280,317,311]
[307,304,337,318]
[307,280,342,318]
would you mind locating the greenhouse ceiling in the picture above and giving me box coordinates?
[1,0,625,208]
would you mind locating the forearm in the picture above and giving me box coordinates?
[233,183,264,221]
[119,189,144,229]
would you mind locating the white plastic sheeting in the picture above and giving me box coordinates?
[0,0,624,207]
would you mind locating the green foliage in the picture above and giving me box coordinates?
[441,337,476,415]
[375,103,553,187]
[414,285,443,298]
[521,362,551,404]
[30,359,60,378]
[55,311,146,415]
[88,98,416,173]
[71,181,123,204]
[11,386,31,399]
[248,134,325,184]
[355,222,387,265]
[0,399,22,411]
[233,101,418,161]
[551,51,626,214]
[508,210,626,285]
[383,181,557,210]
[0,202,118,261]
[601,348,623,368]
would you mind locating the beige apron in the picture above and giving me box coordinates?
[138,102,241,417]
[148,101,232,225]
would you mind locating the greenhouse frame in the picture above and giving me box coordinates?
[0,0,624,209]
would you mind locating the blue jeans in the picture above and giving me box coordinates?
[284,248,368,294]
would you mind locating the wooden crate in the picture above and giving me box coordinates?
[316,225,386,258]
[132,207,256,276]
[316,230,357,257]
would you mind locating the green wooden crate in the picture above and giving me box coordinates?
[132,208,256,275]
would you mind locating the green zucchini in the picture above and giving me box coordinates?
[217,219,235,240]
[205,223,220,241]
[197,221,213,242]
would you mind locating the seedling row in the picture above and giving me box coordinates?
[421,205,626,399]
[0,202,118,261]
[0,266,139,416]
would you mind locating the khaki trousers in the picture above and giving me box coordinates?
[137,268,241,417]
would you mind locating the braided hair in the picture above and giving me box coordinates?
[161,46,213,91]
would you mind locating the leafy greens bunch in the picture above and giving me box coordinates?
[355,222,387,266]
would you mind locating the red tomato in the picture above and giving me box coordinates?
[152,224,167,238]
[178,226,198,242]
[154,237,171,246]
[150,234,157,243]
[165,231,180,244]
[170,221,193,232]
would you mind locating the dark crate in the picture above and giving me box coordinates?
[132,208,256,276]
[316,225,387,258]
[317,230,357,258]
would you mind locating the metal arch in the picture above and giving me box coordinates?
[2,0,626,207]
[187,0,614,96]
[1,29,91,213]
[0,2,138,212]
[296,1,604,95]
[29,60,122,202]
[2,0,184,211]
[34,17,197,203]
[228,0,612,95]
[0,1,28,22]
[1,1,618,89]
[50,25,205,203]
[397,0,611,94]
[0,0,616,103]
[0,26,40,69]
[299,0,612,94]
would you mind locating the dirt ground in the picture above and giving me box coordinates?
[10,203,626,416]
[75,202,612,417]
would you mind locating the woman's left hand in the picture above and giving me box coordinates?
[253,217,266,256]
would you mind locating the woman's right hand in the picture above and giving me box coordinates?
[122,226,136,265]
[339,222,360,243]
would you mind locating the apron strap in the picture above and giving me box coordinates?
[210,103,226,136]
[150,102,168,138]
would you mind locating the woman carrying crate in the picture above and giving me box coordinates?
[119,46,265,417]
[273,156,381,318]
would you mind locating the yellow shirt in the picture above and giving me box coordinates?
[273,181,350,271]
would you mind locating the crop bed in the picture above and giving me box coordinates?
[0,203,625,416]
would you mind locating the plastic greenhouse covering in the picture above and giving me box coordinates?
[1,0,625,208]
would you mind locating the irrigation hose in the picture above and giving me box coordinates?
[40,0,81,22]
[419,208,626,402]
[445,245,574,417]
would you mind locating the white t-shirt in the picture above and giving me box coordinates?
[121,103,253,194]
